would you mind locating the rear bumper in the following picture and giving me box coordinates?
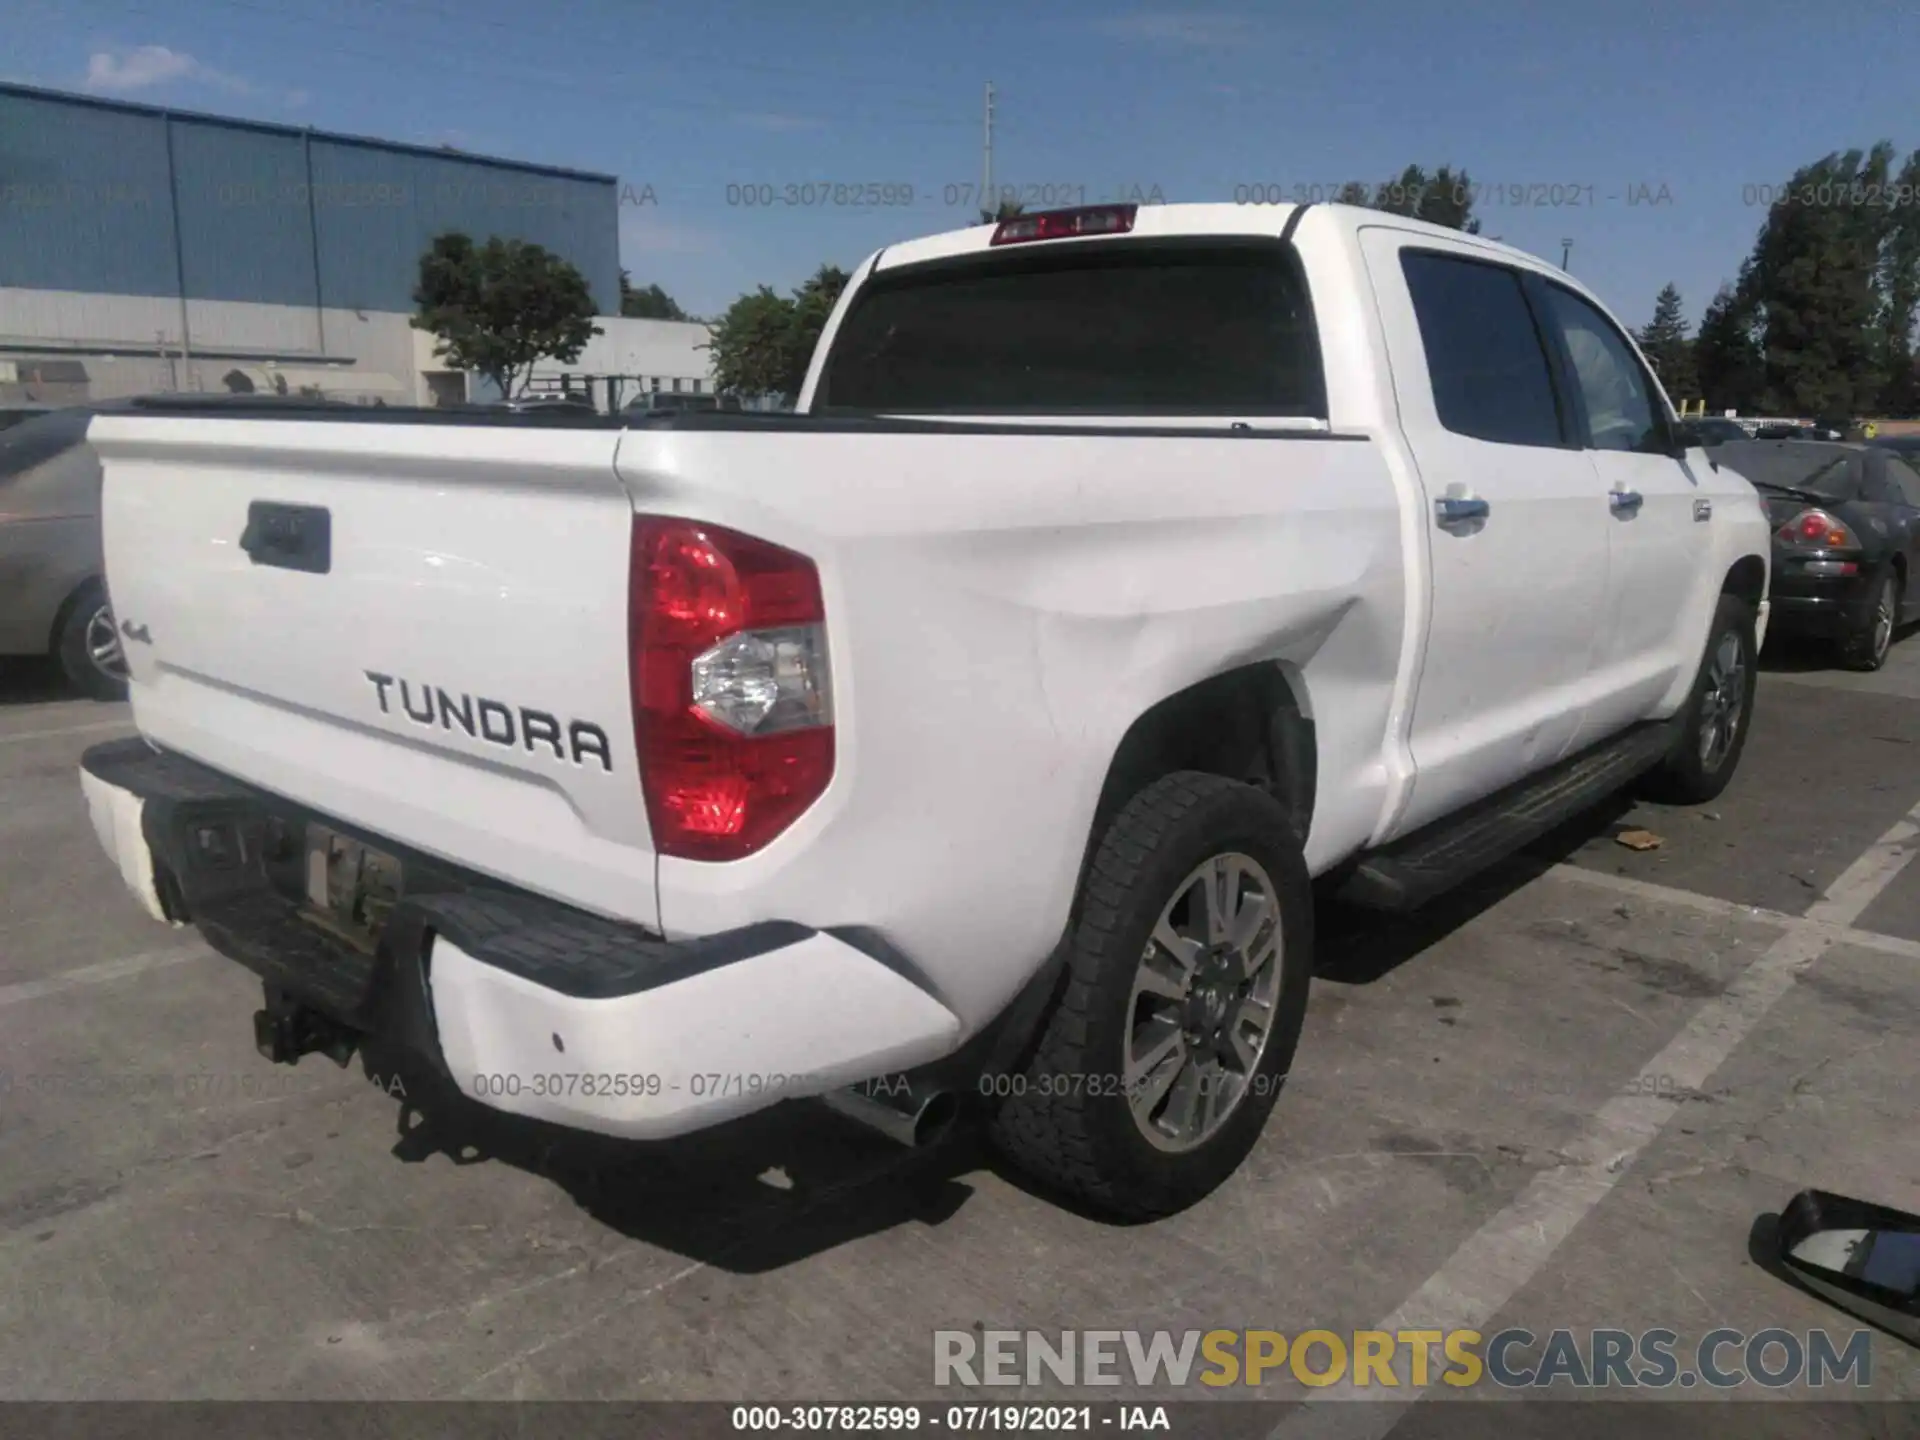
[78,737,962,1139]
[1767,564,1875,640]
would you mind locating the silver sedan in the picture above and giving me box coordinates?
[0,407,125,700]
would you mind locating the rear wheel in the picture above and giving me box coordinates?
[1641,592,1756,805]
[1838,568,1900,672]
[55,580,128,702]
[987,772,1312,1220]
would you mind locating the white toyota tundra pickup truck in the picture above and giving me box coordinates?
[78,201,1772,1219]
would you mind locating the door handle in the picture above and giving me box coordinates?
[1609,489,1644,515]
[240,501,332,574]
[1434,496,1490,526]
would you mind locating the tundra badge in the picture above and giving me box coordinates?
[364,671,614,772]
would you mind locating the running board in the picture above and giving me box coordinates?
[1337,721,1678,912]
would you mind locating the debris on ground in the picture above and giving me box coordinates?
[1616,829,1665,851]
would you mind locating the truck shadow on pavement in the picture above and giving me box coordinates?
[361,1038,986,1269]
[1310,790,1639,987]
[357,793,1652,1259]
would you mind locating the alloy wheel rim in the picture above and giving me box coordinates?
[1698,631,1745,770]
[1872,582,1895,662]
[84,604,127,680]
[1124,852,1283,1153]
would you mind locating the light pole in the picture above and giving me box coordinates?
[1561,238,1573,271]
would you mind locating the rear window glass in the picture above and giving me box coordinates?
[815,241,1326,417]
[1715,441,1860,502]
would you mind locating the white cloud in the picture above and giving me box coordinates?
[83,45,306,107]
[1094,12,1255,48]
[86,45,196,91]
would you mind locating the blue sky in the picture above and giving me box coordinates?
[8,0,1919,329]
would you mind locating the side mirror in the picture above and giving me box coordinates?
[1773,1189,1920,1347]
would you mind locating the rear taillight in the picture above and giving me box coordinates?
[1776,508,1854,549]
[630,517,834,862]
[990,204,1137,245]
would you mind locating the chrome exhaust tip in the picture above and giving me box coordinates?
[820,1080,958,1148]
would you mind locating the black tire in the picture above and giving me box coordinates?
[55,580,129,702]
[987,772,1313,1220]
[1837,567,1900,673]
[1641,592,1757,805]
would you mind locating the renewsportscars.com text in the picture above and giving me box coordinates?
[933,1327,1875,1390]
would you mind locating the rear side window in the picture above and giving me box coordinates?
[815,241,1326,417]
[1889,456,1920,507]
[1863,450,1920,505]
[1400,251,1562,448]
[1538,284,1666,454]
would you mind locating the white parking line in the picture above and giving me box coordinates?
[0,944,209,1008]
[1550,864,1920,961]
[1271,800,1920,1439]
[0,718,135,746]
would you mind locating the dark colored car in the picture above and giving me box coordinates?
[625,391,721,414]
[0,405,56,434]
[1869,433,1920,461]
[485,394,599,414]
[1678,416,1751,445]
[1717,438,1920,669]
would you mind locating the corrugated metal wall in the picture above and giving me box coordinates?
[0,84,621,315]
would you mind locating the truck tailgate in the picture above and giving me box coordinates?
[89,414,656,928]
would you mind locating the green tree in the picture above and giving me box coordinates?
[1342,164,1482,233]
[707,264,852,404]
[1743,145,1895,417]
[1875,150,1920,415]
[411,233,600,399]
[707,287,796,400]
[980,198,1026,223]
[1636,283,1698,405]
[620,270,688,320]
[785,264,850,396]
[1693,273,1765,414]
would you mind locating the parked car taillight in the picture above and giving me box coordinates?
[629,517,834,861]
[1775,508,1854,549]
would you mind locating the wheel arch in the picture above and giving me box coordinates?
[1077,662,1318,894]
[1721,552,1766,611]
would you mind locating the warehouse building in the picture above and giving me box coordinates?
[0,82,712,407]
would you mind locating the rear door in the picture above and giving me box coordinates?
[91,412,657,928]
[1361,233,1611,837]
[1532,280,1709,739]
